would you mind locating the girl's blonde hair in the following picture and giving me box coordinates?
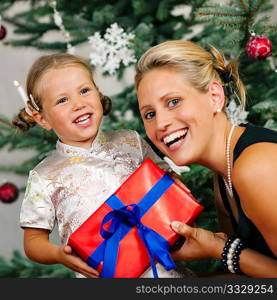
[13,53,111,131]
[135,40,246,110]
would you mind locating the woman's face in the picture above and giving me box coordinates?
[137,67,218,166]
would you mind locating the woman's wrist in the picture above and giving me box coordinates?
[211,234,227,260]
[220,237,246,275]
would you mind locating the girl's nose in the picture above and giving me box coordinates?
[72,97,85,111]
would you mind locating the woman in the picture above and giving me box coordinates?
[135,40,277,277]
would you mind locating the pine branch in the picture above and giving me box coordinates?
[197,11,245,18]
[0,0,15,12]
[239,0,249,13]
[2,15,56,34]
[268,24,277,31]
[0,118,13,128]
[129,39,146,51]
[0,118,57,143]
[196,0,276,49]
[251,0,268,17]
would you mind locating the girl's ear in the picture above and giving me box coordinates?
[209,81,225,113]
[32,110,52,130]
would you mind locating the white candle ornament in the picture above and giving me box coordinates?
[13,80,33,116]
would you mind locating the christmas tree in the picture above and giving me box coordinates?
[0,0,276,277]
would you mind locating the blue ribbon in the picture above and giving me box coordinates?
[87,174,177,278]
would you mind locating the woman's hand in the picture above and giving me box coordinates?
[171,221,227,261]
[164,169,191,194]
[57,245,100,278]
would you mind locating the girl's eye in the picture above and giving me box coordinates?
[168,98,180,107]
[80,87,90,95]
[144,111,155,120]
[56,97,68,105]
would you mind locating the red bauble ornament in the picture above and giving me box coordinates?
[0,25,7,40]
[246,34,272,60]
[0,182,19,204]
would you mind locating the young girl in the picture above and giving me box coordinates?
[14,53,189,278]
[135,40,277,277]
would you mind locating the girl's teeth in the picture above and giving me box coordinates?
[77,118,89,125]
[75,115,90,124]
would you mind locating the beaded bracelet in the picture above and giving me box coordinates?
[220,236,246,275]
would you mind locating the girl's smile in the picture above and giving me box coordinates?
[73,113,93,127]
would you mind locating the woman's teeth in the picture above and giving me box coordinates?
[163,129,188,147]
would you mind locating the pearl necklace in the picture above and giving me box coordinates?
[223,124,236,198]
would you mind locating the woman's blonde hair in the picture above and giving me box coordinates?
[13,53,111,131]
[135,40,246,111]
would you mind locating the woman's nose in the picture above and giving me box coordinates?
[156,112,172,131]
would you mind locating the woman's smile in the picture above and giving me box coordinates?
[162,128,188,150]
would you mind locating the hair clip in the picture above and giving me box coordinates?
[218,69,233,84]
[29,94,40,111]
[13,80,33,116]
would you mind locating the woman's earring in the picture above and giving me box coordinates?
[216,108,222,113]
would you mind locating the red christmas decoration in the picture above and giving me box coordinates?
[0,182,19,204]
[246,34,272,60]
[0,25,7,40]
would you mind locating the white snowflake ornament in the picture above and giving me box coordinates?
[88,23,136,75]
[226,99,249,125]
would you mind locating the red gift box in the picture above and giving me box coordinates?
[68,157,203,278]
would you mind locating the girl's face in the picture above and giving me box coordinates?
[35,65,103,149]
[137,67,220,166]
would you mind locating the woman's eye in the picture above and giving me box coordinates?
[144,111,155,120]
[80,87,90,95]
[56,97,68,105]
[168,98,180,107]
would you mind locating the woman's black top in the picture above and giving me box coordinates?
[218,123,277,258]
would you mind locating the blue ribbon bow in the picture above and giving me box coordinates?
[86,173,177,278]
[100,204,176,278]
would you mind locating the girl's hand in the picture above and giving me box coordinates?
[57,245,100,278]
[170,221,227,261]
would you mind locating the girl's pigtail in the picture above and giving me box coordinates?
[12,104,37,132]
